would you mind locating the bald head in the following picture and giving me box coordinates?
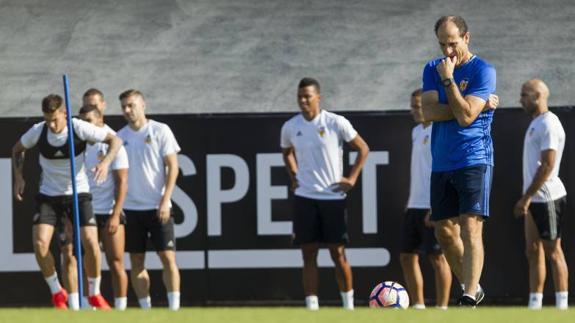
[520,79,550,115]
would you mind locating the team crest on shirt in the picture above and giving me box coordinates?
[459,79,469,92]
[317,126,326,138]
[97,148,106,161]
[145,134,152,144]
[423,134,429,145]
[529,127,535,136]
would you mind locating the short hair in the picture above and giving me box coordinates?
[83,88,104,100]
[41,94,64,113]
[434,16,468,36]
[118,89,144,101]
[411,88,423,97]
[78,104,102,118]
[298,77,321,93]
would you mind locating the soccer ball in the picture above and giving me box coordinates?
[369,281,409,309]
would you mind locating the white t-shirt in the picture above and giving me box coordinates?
[85,124,129,214]
[280,110,358,200]
[117,119,181,210]
[407,123,432,209]
[20,118,109,196]
[522,111,566,202]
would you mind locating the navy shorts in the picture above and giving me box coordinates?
[292,195,349,245]
[529,196,566,240]
[400,208,442,254]
[430,165,492,221]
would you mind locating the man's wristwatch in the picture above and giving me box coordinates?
[442,78,454,87]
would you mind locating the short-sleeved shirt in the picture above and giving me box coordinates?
[117,120,181,210]
[280,110,357,200]
[20,118,109,196]
[523,111,566,202]
[407,123,432,209]
[422,55,497,172]
[85,124,129,214]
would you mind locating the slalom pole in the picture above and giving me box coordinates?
[63,74,85,308]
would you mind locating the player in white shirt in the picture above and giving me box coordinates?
[116,89,181,311]
[60,90,130,310]
[11,94,122,310]
[281,78,370,310]
[514,79,569,310]
[400,89,451,309]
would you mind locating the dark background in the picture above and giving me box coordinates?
[0,107,573,307]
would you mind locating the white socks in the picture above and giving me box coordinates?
[138,296,152,309]
[87,276,101,296]
[340,290,354,310]
[167,292,181,311]
[528,292,543,309]
[461,283,482,296]
[44,273,63,294]
[68,293,80,310]
[115,297,128,310]
[528,292,568,309]
[556,291,568,310]
[412,303,426,309]
[305,295,319,311]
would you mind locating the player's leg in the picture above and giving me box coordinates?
[459,214,483,299]
[151,213,180,311]
[33,196,68,308]
[428,253,452,308]
[423,218,451,309]
[322,198,353,310]
[538,197,568,309]
[293,196,321,310]
[524,211,545,309]
[399,209,425,308]
[125,210,151,309]
[100,213,128,310]
[434,218,463,281]
[59,218,80,310]
[76,194,109,309]
[400,253,424,307]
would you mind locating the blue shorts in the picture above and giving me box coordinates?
[430,165,492,221]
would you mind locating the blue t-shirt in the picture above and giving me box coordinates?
[422,55,496,172]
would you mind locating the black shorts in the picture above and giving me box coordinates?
[34,193,97,227]
[430,165,493,221]
[125,209,176,253]
[400,208,442,255]
[292,195,348,245]
[95,212,127,229]
[529,197,567,240]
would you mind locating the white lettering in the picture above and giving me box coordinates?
[172,154,199,238]
[256,153,290,235]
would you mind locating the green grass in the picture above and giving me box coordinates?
[0,307,573,323]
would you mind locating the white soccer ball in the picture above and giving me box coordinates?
[368,281,410,309]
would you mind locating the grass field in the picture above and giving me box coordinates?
[0,307,573,323]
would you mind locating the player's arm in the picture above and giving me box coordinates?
[93,132,123,183]
[282,147,299,192]
[158,153,179,224]
[513,149,556,217]
[11,141,27,201]
[336,134,370,193]
[108,168,128,234]
[421,91,455,122]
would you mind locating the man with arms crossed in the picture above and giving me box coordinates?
[281,77,370,310]
[514,79,568,310]
[400,88,451,309]
[12,94,121,309]
[117,89,181,310]
[421,16,498,306]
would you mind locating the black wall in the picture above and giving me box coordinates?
[0,108,573,307]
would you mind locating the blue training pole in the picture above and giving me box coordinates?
[63,74,85,308]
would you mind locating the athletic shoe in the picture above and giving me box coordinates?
[475,287,485,305]
[52,289,68,309]
[88,294,112,310]
[457,295,477,308]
